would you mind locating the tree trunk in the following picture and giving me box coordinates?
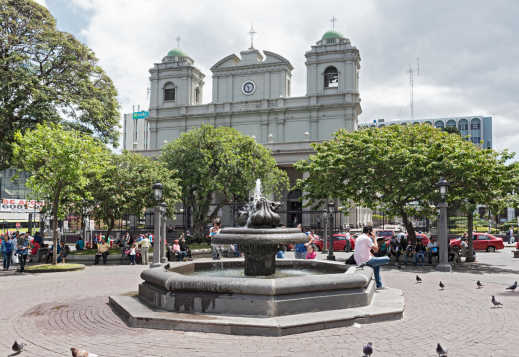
[401,210,416,244]
[466,210,475,262]
[105,216,114,243]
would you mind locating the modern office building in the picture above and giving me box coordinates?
[125,29,373,228]
[360,116,493,149]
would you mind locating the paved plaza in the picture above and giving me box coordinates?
[1,249,519,356]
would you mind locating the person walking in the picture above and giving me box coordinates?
[1,235,12,271]
[139,234,150,265]
[16,233,29,272]
[210,219,222,260]
[129,243,137,265]
[353,226,390,289]
[509,227,515,244]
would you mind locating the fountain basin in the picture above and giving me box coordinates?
[138,259,375,317]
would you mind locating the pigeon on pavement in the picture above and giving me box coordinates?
[491,295,503,307]
[164,263,170,271]
[71,347,99,357]
[439,281,445,290]
[12,341,25,353]
[476,280,483,288]
[362,342,373,356]
[416,275,422,283]
[436,343,447,356]
[505,281,517,291]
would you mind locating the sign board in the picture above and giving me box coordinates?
[133,111,149,120]
[1,199,45,213]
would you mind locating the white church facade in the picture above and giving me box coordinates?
[124,30,372,228]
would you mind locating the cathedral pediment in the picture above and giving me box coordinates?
[211,49,293,72]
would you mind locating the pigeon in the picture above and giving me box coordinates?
[416,275,422,283]
[71,347,98,357]
[12,341,25,353]
[362,342,373,356]
[164,263,170,271]
[505,281,517,291]
[491,295,503,307]
[436,343,448,356]
[439,281,445,290]
[476,280,483,288]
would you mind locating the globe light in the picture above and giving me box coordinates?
[152,182,163,201]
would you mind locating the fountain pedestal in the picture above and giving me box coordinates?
[243,245,277,275]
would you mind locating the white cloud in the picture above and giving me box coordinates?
[60,0,519,157]
[34,0,47,7]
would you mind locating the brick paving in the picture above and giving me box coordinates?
[1,250,519,356]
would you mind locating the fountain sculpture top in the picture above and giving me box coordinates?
[238,179,281,228]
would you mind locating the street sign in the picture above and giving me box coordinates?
[133,111,149,120]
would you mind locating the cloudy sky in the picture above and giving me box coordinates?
[37,0,519,155]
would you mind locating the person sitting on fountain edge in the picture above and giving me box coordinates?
[353,226,390,289]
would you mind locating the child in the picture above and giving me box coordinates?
[129,244,136,265]
[276,246,285,259]
[305,245,316,259]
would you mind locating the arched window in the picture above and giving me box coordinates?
[471,118,481,145]
[435,121,445,129]
[163,82,176,101]
[194,87,200,104]
[324,66,339,88]
[458,119,468,131]
[424,121,432,125]
[413,122,421,125]
[446,120,456,128]
[470,118,481,130]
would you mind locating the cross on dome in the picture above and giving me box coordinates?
[248,25,256,49]
[330,16,337,31]
[176,36,181,48]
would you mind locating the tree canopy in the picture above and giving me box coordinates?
[12,123,106,263]
[0,0,120,169]
[87,151,181,239]
[296,124,517,243]
[160,125,289,239]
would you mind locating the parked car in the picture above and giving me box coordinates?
[313,233,355,252]
[450,233,504,252]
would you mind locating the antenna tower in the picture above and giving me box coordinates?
[408,57,420,119]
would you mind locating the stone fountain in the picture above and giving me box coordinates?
[109,179,404,336]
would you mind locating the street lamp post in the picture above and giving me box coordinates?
[161,202,168,263]
[327,201,336,261]
[436,178,451,272]
[151,182,163,268]
[322,207,328,253]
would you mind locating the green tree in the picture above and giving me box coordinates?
[12,123,106,264]
[160,125,288,240]
[88,151,180,239]
[296,124,501,244]
[446,149,519,261]
[0,0,120,169]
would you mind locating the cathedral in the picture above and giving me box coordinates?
[124,29,371,228]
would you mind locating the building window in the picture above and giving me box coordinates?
[446,120,456,128]
[326,39,336,44]
[424,121,432,125]
[471,118,481,130]
[435,121,445,129]
[458,119,468,131]
[164,83,176,101]
[194,87,200,104]
[324,66,339,88]
[471,137,481,144]
[287,79,291,96]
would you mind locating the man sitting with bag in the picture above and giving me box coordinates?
[94,238,110,265]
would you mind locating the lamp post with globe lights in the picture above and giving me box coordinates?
[151,182,163,267]
[436,178,452,272]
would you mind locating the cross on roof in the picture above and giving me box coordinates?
[248,25,256,49]
[176,36,181,48]
[330,16,337,31]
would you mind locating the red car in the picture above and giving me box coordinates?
[450,233,504,252]
[313,233,355,252]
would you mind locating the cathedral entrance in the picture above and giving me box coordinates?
[286,189,302,227]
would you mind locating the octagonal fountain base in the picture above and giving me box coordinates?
[109,259,404,336]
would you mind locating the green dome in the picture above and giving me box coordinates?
[167,48,187,57]
[321,31,344,40]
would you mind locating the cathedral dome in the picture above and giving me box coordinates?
[321,31,344,40]
[167,48,187,57]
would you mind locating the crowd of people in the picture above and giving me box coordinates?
[1,231,45,272]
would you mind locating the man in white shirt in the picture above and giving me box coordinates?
[354,226,390,289]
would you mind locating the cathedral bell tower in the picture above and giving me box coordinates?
[305,30,361,99]
[149,46,205,110]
